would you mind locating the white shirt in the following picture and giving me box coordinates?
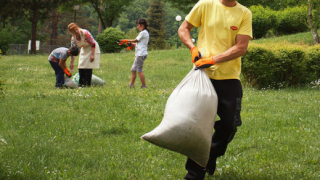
[135,30,149,56]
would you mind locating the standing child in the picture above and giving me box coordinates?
[48,46,79,88]
[118,18,149,88]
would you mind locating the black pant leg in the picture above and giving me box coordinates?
[184,158,206,180]
[79,69,92,87]
[85,69,92,87]
[209,79,243,158]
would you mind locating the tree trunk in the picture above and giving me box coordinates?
[90,0,106,30]
[307,0,319,45]
[51,8,60,45]
[31,8,38,54]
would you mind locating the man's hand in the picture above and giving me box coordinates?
[191,46,201,63]
[194,57,215,69]
[64,68,72,77]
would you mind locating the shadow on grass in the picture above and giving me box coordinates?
[100,126,129,136]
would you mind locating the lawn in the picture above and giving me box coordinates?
[0,49,320,179]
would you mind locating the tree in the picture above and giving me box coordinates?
[164,0,197,13]
[18,0,63,54]
[84,0,132,30]
[0,0,24,29]
[147,0,166,49]
[307,0,319,44]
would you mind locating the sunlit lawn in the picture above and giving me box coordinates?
[0,49,319,179]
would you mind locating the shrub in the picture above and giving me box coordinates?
[96,27,125,53]
[274,6,309,35]
[0,29,13,55]
[242,43,317,89]
[250,5,277,39]
[305,45,320,82]
[242,45,280,88]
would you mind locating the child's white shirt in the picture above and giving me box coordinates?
[135,30,149,56]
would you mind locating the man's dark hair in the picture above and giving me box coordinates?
[69,46,79,56]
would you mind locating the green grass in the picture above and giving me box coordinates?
[252,30,320,46]
[1,49,320,179]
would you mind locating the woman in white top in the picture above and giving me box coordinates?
[119,19,149,88]
[68,23,100,87]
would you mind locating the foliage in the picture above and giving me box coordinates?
[305,45,320,82]
[274,6,309,35]
[0,50,4,98]
[84,0,133,30]
[96,27,125,53]
[164,0,197,13]
[250,5,277,39]
[147,0,166,49]
[115,0,151,32]
[0,29,13,55]
[242,43,318,89]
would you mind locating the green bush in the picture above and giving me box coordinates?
[96,27,125,53]
[242,46,280,88]
[305,45,320,82]
[274,6,309,35]
[242,44,318,89]
[0,29,13,55]
[250,5,277,39]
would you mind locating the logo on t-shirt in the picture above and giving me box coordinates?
[230,26,238,31]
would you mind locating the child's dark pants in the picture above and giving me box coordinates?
[50,61,64,87]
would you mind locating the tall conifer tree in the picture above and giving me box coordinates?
[147,0,166,49]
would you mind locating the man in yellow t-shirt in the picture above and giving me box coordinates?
[178,0,252,179]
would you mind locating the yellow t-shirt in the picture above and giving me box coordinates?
[186,0,253,80]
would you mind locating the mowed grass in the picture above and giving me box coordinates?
[0,48,320,180]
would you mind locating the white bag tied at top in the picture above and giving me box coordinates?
[141,68,218,167]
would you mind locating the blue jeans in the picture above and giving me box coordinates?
[49,61,64,87]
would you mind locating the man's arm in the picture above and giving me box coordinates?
[70,56,75,71]
[178,20,195,50]
[212,34,250,64]
[58,59,67,70]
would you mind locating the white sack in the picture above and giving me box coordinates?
[141,68,218,167]
[73,73,106,86]
[64,76,79,88]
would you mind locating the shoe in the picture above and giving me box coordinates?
[141,85,147,89]
[128,84,134,88]
[206,157,217,176]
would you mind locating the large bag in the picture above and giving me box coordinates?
[73,72,106,86]
[141,68,218,167]
[64,76,78,88]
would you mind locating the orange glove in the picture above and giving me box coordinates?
[64,68,72,77]
[127,42,135,50]
[191,46,201,63]
[117,39,128,45]
[194,57,215,69]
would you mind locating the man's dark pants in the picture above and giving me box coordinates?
[50,61,64,87]
[185,79,243,180]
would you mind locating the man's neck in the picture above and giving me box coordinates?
[220,0,237,7]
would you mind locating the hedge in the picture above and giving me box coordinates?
[242,43,320,88]
[96,27,125,53]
